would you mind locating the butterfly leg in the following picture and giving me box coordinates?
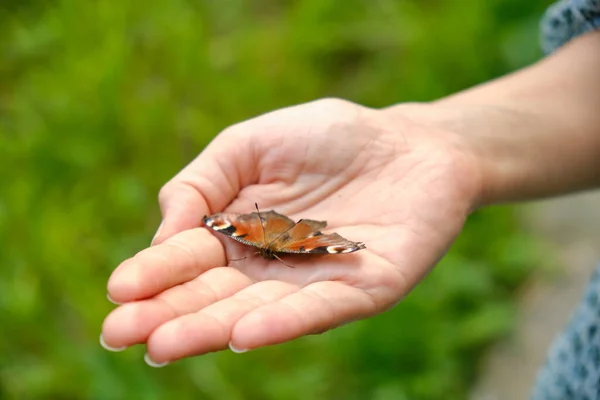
[273,254,295,268]
[228,256,248,263]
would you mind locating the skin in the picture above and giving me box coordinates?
[101,30,600,366]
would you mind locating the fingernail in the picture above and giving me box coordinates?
[144,353,169,368]
[151,220,164,245]
[228,341,249,354]
[106,293,121,305]
[99,334,127,352]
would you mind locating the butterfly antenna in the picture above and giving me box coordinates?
[255,203,267,246]
[229,256,248,263]
[268,219,302,247]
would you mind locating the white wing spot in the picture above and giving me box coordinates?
[213,221,232,230]
[327,246,357,254]
[327,246,343,254]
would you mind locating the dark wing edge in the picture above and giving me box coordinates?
[202,212,265,248]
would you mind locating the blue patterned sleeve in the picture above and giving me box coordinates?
[531,266,600,399]
[530,2,600,399]
[540,0,600,53]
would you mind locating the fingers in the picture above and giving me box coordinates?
[108,228,225,303]
[145,280,300,363]
[143,281,378,364]
[152,131,256,245]
[231,281,378,350]
[102,267,254,349]
[152,181,209,245]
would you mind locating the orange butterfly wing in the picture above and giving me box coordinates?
[271,219,366,254]
[203,210,365,256]
[202,210,295,249]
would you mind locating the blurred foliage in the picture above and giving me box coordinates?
[0,0,554,399]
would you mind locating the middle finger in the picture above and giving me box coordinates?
[101,266,253,349]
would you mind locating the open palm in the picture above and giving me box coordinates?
[101,99,482,366]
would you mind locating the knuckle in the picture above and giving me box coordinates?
[312,97,350,108]
[219,121,248,140]
[157,182,173,205]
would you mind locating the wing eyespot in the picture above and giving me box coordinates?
[211,221,232,230]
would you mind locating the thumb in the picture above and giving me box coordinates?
[151,131,255,245]
[151,181,208,245]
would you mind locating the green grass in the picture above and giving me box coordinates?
[0,0,552,399]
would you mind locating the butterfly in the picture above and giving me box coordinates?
[202,204,366,265]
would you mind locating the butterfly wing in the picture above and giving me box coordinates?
[202,210,296,249]
[271,219,366,254]
[260,211,297,244]
[202,211,265,249]
[204,210,365,256]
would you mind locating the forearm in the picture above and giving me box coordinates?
[388,30,600,206]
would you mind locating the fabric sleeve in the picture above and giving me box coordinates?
[541,0,600,53]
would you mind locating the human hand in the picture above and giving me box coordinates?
[101,98,483,366]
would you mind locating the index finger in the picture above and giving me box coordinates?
[152,129,256,245]
[108,228,226,303]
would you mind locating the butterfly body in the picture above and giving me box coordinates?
[202,208,365,261]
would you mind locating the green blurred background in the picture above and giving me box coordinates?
[1,1,554,399]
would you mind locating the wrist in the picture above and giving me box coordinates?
[385,31,600,206]
[384,98,600,207]
[381,102,531,207]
